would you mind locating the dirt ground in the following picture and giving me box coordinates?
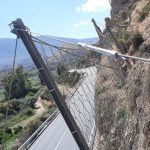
[12,97,52,128]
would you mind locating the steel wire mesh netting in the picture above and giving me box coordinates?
[31,35,150,149]
[31,35,136,150]
[32,36,102,148]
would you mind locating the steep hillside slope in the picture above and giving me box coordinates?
[96,0,150,149]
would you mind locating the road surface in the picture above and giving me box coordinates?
[29,67,97,150]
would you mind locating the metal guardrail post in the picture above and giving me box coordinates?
[10,18,90,150]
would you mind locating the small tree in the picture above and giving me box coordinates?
[25,96,37,108]
[2,65,31,100]
[40,88,54,104]
[10,100,21,113]
[56,63,67,76]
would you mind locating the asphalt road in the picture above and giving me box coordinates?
[29,67,97,150]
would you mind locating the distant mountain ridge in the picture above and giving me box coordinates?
[0,36,98,70]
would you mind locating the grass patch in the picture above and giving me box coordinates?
[0,105,56,149]
[0,132,18,149]
[0,108,35,128]
[118,31,144,50]
[0,125,23,150]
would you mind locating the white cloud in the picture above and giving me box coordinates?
[73,21,89,28]
[76,0,110,12]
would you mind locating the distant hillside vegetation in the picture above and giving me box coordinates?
[0,36,98,70]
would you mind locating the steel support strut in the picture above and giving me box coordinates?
[10,18,89,150]
[91,18,103,42]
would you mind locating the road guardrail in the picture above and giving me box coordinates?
[19,109,59,150]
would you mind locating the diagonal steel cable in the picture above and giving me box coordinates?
[1,37,18,149]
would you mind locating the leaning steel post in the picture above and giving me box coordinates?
[10,18,90,150]
[91,18,103,42]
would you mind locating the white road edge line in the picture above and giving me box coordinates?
[88,121,95,147]
[54,128,68,150]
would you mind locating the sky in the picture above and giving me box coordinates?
[0,0,111,39]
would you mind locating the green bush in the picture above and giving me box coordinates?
[22,108,34,116]
[58,71,70,83]
[10,100,21,113]
[117,108,126,120]
[25,96,37,108]
[0,104,15,116]
[122,31,144,50]
[5,128,12,134]
[57,63,68,76]
[40,89,53,101]
[68,71,81,87]
[4,108,34,127]
[26,92,35,97]
[14,126,23,134]
[139,2,150,22]
[131,33,144,49]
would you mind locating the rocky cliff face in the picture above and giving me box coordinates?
[111,0,130,18]
[96,0,150,149]
[127,0,150,43]
[111,0,150,43]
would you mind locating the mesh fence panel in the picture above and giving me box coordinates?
[32,34,136,150]
[32,36,101,149]
[32,34,141,150]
